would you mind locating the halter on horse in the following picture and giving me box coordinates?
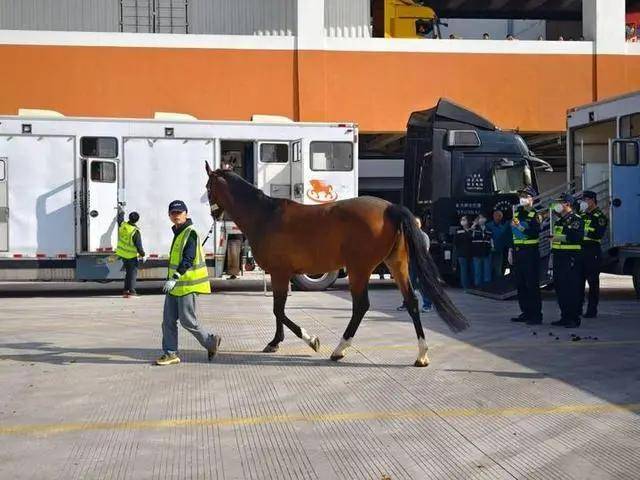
[205,164,469,367]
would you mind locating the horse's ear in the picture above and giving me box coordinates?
[205,161,213,176]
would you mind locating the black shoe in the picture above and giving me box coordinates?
[526,319,543,325]
[564,320,581,329]
[511,315,527,323]
[583,311,597,318]
[207,335,222,361]
[551,319,567,326]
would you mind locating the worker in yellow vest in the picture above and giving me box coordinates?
[116,210,145,298]
[156,200,221,366]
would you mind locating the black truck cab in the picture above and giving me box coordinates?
[403,98,541,279]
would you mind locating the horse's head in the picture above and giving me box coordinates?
[205,162,231,221]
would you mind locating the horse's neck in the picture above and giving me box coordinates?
[225,181,274,238]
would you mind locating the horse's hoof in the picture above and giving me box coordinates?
[310,336,320,352]
[330,354,344,362]
[262,344,279,353]
[413,359,430,367]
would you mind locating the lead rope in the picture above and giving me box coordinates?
[202,220,216,247]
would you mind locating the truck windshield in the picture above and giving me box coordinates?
[493,160,532,193]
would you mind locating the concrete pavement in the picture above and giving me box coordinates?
[0,275,639,479]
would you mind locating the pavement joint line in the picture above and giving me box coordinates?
[3,402,639,438]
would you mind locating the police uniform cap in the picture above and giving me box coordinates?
[517,186,538,197]
[580,190,597,201]
[557,192,575,204]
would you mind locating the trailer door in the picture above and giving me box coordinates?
[290,139,304,202]
[610,139,640,246]
[255,141,291,199]
[0,157,7,251]
[85,159,119,252]
[122,138,214,258]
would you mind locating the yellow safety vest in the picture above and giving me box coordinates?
[168,225,211,296]
[512,209,540,246]
[116,222,140,259]
[581,209,606,244]
[552,224,582,251]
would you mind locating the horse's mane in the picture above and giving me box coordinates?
[219,170,280,213]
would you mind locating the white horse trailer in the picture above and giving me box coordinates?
[0,110,358,289]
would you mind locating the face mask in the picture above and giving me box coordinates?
[519,198,530,207]
[460,220,468,228]
[579,201,589,212]
[478,217,487,225]
[553,204,564,214]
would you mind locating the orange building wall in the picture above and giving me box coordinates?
[0,45,297,121]
[1,44,639,132]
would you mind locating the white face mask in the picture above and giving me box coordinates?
[579,201,589,212]
[553,203,564,214]
[460,220,468,228]
[478,217,487,225]
[519,197,530,207]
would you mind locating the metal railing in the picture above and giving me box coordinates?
[119,0,189,33]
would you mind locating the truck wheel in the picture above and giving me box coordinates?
[291,271,339,291]
[633,261,640,299]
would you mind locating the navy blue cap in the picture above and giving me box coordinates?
[168,200,188,213]
[580,190,597,200]
[518,186,538,197]
[557,192,575,204]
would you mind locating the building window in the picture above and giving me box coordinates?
[120,0,189,33]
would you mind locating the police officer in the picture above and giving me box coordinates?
[156,200,222,366]
[578,191,608,317]
[550,193,585,328]
[509,186,543,325]
[116,209,145,298]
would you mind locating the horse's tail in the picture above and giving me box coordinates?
[388,205,470,333]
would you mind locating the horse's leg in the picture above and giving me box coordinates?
[330,270,371,361]
[264,272,320,353]
[262,316,284,353]
[385,251,429,368]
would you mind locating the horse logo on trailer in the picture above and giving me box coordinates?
[306,179,338,203]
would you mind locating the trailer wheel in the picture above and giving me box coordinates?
[291,271,339,291]
[633,260,640,299]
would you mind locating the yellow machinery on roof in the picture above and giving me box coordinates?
[372,0,440,38]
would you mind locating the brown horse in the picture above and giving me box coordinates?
[205,164,469,366]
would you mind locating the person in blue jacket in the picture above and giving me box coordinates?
[486,209,511,281]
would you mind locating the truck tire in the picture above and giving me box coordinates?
[291,271,339,291]
[633,260,640,299]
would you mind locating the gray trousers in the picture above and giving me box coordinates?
[162,293,214,354]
